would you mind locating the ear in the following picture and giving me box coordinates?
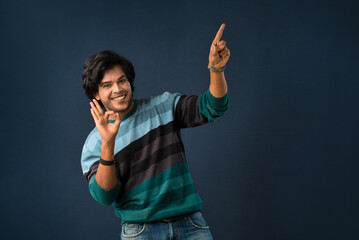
[93,93,100,101]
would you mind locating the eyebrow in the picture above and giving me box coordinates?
[100,75,127,86]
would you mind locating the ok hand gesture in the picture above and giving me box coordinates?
[209,23,230,69]
[90,99,121,143]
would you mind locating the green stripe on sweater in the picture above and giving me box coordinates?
[115,191,202,223]
[119,162,191,201]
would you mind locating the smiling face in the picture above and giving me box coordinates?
[93,65,134,117]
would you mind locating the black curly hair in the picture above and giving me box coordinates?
[82,50,135,106]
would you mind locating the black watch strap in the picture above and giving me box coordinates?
[99,158,116,166]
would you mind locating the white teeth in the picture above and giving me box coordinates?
[114,95,125,101]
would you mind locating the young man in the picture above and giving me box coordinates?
[81,24,230,239]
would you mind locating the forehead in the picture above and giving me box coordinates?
[101,65,125,83]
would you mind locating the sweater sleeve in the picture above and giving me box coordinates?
[81,129,122,206]
[174,94,208,128]
[199,90,229,122]
[89,175,121,206]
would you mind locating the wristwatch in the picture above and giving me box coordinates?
[208,64,225,72]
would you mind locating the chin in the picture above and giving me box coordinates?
[114,102,132,113]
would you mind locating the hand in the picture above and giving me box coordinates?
[90,99,121,143]
[209,23,230,69]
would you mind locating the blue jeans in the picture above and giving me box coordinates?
[120,212,213,240]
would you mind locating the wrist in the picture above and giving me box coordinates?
[102,139,115,146]
[101,140,115,160]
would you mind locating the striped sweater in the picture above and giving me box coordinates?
[81,90,228,223]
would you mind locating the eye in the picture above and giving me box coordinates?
[103,84,111,88]
[119,78,127,83]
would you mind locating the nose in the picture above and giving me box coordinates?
[113,82,122,92]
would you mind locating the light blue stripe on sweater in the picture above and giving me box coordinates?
[117,92,181,135]
[81,129,102,174]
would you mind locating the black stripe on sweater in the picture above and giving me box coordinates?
[120,142,185,185]
[174,95,208,128]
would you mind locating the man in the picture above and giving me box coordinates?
[81,23,230,239]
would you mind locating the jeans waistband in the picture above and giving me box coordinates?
[153,211,198,223]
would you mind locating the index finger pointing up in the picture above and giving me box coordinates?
[213,23,226,45]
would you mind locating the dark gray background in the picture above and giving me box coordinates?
[1,0,358,239]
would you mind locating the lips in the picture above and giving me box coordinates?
[112,94,126,103]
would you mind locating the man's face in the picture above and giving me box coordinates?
[93,65,134,117]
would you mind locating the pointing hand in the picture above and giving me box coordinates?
[209,23,230,69]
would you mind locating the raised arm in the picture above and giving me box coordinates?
[208,23,230,98]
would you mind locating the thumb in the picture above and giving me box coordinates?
[217,45,224,51]
[114,113,122,126]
